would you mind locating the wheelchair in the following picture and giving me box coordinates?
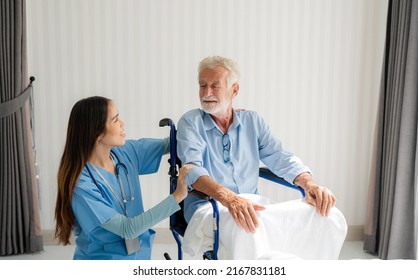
[159,118,306,260]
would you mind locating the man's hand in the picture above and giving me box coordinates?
[192,176,266,233]
[225,195,266,233]
[305,184,336,216]
[294,172,336,216]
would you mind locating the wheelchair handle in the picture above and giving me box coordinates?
[159,118,180,177]
[159,118,173,127]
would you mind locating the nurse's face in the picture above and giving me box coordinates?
[99,101,126,147]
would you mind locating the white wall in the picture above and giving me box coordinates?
[26,0,388,231]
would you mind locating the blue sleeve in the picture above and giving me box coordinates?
[162,137,170,155]
[176,113,210,187]
[101,195,180,239]
[117,138,166,175]
[256,113,311,183]
[184,166,209,187]
[72,176,119,234]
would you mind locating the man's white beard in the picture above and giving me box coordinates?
[201,95,230,117]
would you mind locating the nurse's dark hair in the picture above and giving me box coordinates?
[55,96,110,245]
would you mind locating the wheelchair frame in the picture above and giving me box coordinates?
[159,118,305,260]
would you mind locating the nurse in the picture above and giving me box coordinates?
[54,96,193,259]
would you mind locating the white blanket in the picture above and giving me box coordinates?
[183,194,347,260]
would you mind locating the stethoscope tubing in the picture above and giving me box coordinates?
[86,151,135,215]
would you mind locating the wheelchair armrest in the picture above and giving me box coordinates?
[189,189,212,201]
[259,167,306,197]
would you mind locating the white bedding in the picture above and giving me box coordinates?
[183,194,347,260]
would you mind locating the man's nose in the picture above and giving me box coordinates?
[201,87,212,97]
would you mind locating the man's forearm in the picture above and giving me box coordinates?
[192,175,236,206]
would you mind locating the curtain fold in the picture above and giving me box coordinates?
[364,0,417,260]
[0,0,43,256]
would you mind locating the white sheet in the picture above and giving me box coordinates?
[183,194,348,260]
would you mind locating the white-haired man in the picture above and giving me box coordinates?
[177,55,347,259]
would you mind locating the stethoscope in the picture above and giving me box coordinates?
[86,151,134,214]
[112,154,135,203]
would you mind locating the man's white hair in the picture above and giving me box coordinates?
[198,56,240,87]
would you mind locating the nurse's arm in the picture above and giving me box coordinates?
[101,195,179,239]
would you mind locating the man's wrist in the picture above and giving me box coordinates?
[216,187,236,206]
[294,172,314,190]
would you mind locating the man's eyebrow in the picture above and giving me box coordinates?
[199,81,221,85]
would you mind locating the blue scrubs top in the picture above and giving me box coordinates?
[71,138,166,260]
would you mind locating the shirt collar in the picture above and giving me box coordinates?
[202,108,241,133]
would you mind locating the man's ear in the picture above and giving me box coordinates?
[232,83,240,97]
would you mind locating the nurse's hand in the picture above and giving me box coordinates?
[173,164,195,203]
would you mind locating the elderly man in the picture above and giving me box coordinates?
[176,55,347,259]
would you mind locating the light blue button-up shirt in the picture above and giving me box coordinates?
[177,109,311,222]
